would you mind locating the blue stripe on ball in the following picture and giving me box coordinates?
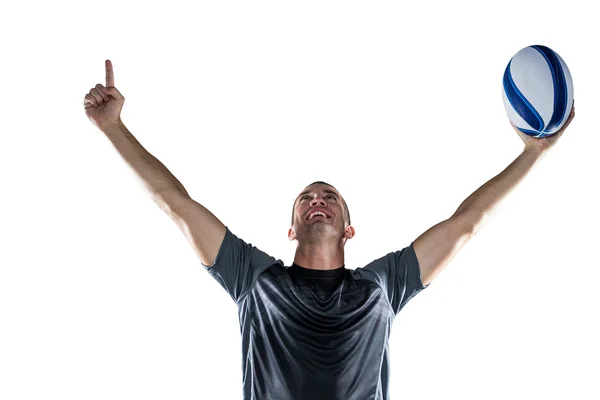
[517,127,553,138]
[503,60,544,132]
[532,45,568,133]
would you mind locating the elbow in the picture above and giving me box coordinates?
[452,210,485,237]
[469,213,488,236]
[152,190,189,221]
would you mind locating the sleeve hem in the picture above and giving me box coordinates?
[201,226,232,269]
[410,241,430,290]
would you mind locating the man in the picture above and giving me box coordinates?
[84,60,575,400]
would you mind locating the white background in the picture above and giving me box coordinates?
[1,1,598,399]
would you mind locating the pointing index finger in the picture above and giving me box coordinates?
[105,59,114,87]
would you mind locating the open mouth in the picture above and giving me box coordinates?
[308,211,329,220]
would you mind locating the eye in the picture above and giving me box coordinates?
[327,195,336,200]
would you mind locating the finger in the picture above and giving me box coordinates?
[509,120,521,133]
[89,88,104,105]
[105,59,115,87]
[565,107,575,123]
[569,100,575,118]
[84,94,98,107]
[104,86,124,101]
[558,108,575,133]
[95,83,109,102]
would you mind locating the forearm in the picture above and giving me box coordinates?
[453,146,547,232]
[100,120,189,201]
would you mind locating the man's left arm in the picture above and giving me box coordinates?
[414,108,575,286]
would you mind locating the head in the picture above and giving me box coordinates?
[288,181,355,245]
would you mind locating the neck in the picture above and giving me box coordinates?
[293,240,345,270]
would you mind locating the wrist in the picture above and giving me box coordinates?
[523,143,548,157]
[99,118,125,134]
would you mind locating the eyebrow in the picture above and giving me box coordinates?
[296,189,339,201]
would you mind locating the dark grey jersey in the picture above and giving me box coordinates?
[203,227,429,400]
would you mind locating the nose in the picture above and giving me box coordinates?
[310,196,327,207]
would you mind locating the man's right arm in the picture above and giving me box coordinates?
[99,121,281,300]
[100,120,226,267]
[84,60,226,266]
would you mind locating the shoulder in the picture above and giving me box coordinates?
[351,244,422,286]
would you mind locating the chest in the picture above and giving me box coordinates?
[245,273,392,334]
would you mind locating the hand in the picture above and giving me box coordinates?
[512,102,576,153]
[84,60,125,130]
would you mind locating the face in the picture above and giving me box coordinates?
[288,183,354,244]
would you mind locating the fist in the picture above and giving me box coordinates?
[84,60,125,129]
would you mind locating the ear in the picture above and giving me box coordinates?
[288,228,296,241]
[344,225,355,240]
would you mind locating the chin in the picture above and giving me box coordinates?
[299,225,343,240]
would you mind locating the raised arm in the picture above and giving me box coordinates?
[84,60,226,266]
[413,107,575,286]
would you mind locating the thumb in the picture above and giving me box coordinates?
[104,86,124,101]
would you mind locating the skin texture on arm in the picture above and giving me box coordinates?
[413,108,575,286]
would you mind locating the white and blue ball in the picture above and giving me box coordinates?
[502,45,573,138]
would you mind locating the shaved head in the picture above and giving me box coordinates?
[291,181,351,226]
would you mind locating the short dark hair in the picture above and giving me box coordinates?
[291,181,351,226]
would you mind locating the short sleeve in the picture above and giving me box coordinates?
[353,242,429,314]
[202,227,283,304]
